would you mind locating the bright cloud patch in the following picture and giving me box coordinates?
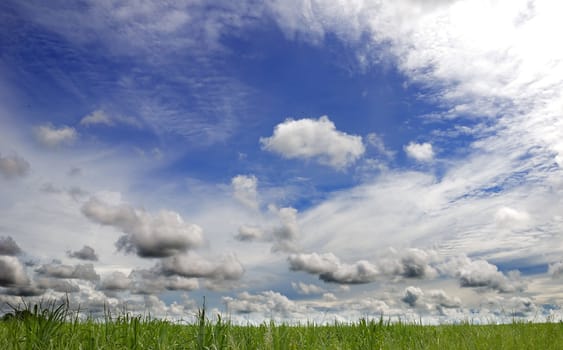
[232,174,259,210]
[34,124,77,147]
[260,116,365,169]
[404,142,434,162]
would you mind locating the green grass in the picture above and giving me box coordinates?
[1,300,562,349]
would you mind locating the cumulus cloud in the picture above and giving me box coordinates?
[548,262,563,277]
[67,245,99,261]
[0,256,29,287]
[82,197,203,258]
[36,278,80,293]
[288,252,341,274]
[260,116,365,169]
[289,249,441,284]
[100,271,131,291]
[379,248,439,279]
[455,259,522,293]
[428,289,462,309]
[232,175,259,210]
[235,225,263,242]
[291,281,325,295]
[288,252,379,284]
[34,124,77,147]
[271,206,300,253]
[223,291,305,316]
[0,236,22,256]
[402,286,424,307]
[0,153,30,179]
[159,253,244,281]
[36,262,100,281]
[404,142,434,162]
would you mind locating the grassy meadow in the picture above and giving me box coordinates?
[1,300,562,349]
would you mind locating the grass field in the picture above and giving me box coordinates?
[1,300,562,349]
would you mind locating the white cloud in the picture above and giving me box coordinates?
[34,124,77,147]
[260,116,365,169]
[0,153,30,179]
[291,281,325,295]
[80,110,113,126]
[232,175,259,210]
[80,110,142,128]
[494,206,530,229]
[404,142,434,162]
[81,197,204,258]
[366,133,394,159]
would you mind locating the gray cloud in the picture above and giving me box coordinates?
[36,278,80,293]
[223,291,305,316]
[235,225,263,242]
[457,260,522,293]
[67,245,99,261]
[379,249,439,279]
[127,269,200,295]
[100,271,131,292]
[0,153,30,179]
[235,206,301,252]
[271,207,300,253]
[548,261,563,277]
[402,286,424,307]
[160,253,244,281]
[0,256,29,287]
[291,281,325,295]
[36,262,100,281]
[428,289,461,309]
[3,285,45,297]
[319,260,379,284]
[0,236,22,256]
[82,197,203,258]
[288,252,379,284]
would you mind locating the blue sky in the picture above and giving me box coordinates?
[2,0,563,323]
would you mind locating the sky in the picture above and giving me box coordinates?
[1,0,563,324]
